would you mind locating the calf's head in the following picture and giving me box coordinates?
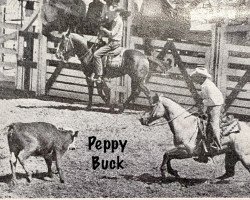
[58,127,78,150]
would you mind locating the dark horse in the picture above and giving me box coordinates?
[55,31,153,112]
[140,94,250,180]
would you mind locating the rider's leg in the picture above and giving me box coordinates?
[209,105,222,149]
[93,44,112,82]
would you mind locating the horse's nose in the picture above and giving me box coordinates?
[139,117,148,126]
[55,52,61,59]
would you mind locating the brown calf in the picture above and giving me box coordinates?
[5,122,78,184]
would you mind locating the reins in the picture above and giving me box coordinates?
[150,105,195,127]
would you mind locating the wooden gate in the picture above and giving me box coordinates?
[217,42,250,119]
[130,36,211,112]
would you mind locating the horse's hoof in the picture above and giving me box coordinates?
[118,105,125,113]
[171,170,180,178]
[216,173,234,180]
[161,171,166,179]
[86,105,92,111]
[10,179,17,186]
[109,107,115,113]
[44,177,53,182]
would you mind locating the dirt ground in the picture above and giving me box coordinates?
[0,92,250,198]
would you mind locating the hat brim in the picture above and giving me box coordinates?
[190,72,211,78]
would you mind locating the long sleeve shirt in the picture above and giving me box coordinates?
[109,15,123,41]
[200,79,224,107]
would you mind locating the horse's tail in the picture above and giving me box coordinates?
[146,56,172,82]
[1,123,14,136]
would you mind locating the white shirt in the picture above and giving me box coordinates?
[109,15,123,41]
[200,79,224,106]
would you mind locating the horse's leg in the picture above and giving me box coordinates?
[138,79,153,105]
[217,151,239,180]
[96,82,110,105]
[86,78,94,110]
[161,146,192,178]
[121,80,140,112]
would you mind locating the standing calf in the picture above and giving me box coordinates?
[5,122,78,184]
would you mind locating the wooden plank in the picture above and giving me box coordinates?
[46,72,88,86]
[16,34,25,90]
[19,31,39,39]
[0,32,17,44]
[227,88,250,99]
[180,55,205,65]
[47,66,85,78]
[17,60,37,68]
[224,69,250,111]
[0,61,16,69]
[149,75,188,88]
[227,68,247,76]
[45,62,64,94]
[227,106,250,116]
[147,82,193,96]
[151,39,210,52]
[226,24,250,33]
[227,81,250,91]
[228,56,250,66]
[0,47,17,54]
[51,82,90,94]
[0,22,21,30]
[135,94,196,106]
[36,35,47,95]
[229,99,250,108]
[227,44,250,53]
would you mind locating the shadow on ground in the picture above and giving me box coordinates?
[0,172,54,184]
[119,173,209,187]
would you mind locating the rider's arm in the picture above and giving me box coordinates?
[100,17,123,39]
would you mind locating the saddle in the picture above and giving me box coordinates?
[102,47,124,69]
[197,114,241,154]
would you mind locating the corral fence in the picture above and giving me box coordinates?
[0,11,249,119]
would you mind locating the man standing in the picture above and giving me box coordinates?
[85,0,105,35]
[91,0,123,83]
[190,67,224,153]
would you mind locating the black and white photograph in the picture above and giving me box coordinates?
[0,0,250,198]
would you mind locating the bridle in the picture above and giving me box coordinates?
[146,102,195,126]
[59,34,96,64]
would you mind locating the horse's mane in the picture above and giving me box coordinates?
[161,96,192,116]
[69,33,88,50]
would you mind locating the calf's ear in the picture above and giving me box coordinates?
[74,131,79,137]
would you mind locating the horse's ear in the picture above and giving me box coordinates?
[66,28,71,37]
[151,93,161,104]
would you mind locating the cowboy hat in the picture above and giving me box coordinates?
[190,67,212,78]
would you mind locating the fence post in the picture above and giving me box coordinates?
[36,34,46,96]
[217,24,228,99]
[36,0,46,96]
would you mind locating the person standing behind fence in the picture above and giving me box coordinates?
[85,0,105,35]
[90,0,124,83]
[190,67,224,155]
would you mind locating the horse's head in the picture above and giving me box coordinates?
[140,93,166,126]
[56,29,75,62]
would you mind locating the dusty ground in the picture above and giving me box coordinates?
[0,92,250,198]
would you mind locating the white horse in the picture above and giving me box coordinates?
[140,94,250,180]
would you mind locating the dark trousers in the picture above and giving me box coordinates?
[93,41,121,76]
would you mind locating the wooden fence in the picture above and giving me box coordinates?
[130,36,211,111]
[15,31,250,119]
[219,43,250,118]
